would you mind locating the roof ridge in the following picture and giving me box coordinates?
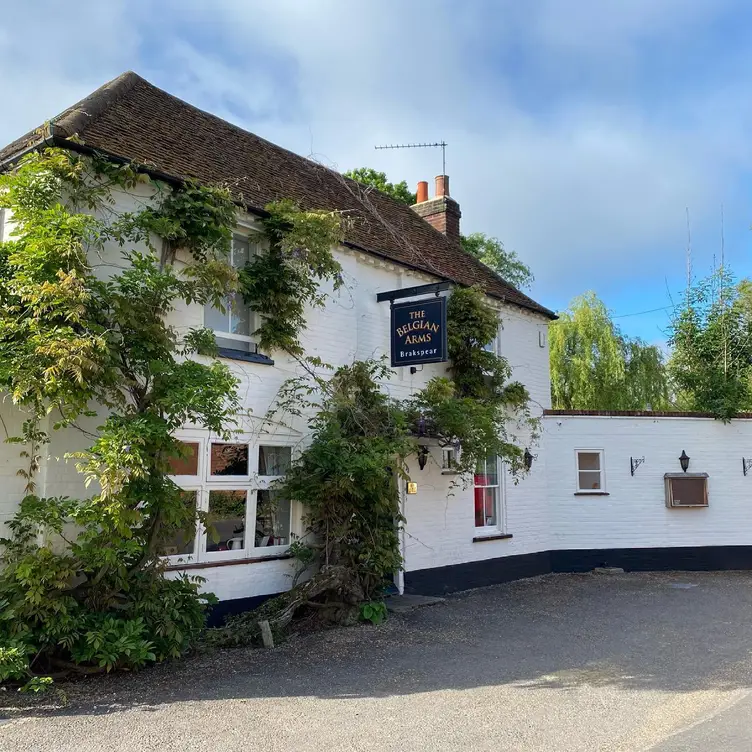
[120,76,471,282]
[119,76,439,216]
[53,71,144,139]
[0,71,556,319]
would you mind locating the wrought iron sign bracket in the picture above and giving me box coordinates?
[630,456,645,476]
[376,281,452,304]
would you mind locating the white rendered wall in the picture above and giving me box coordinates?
[545,414,752,551]
[0,185,553,601]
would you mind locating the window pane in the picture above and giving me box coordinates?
[474,455,498,487]
[259,446,291,476]
[483,488,498,526]
[210,443,249,476]
[159,491,197,556]
[475,456,487,476]
[474,487,497,527]
[578,471,602,490]
[232,236,250,268]
[578,452,601,471]
[230,292,251,336]
[214,336,255,353]
[256,490,291,546]
[483,456,498,485]
[205,301,229,333]
[168,442,199,476]
[207,490,247,552]
[474,487,485,527]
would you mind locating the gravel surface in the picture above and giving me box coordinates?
[3,571,752,751]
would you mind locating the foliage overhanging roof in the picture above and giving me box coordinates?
[0,71,555,319]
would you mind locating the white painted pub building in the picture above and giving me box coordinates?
[1,73,751,620]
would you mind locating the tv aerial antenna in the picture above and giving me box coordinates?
[374,141,448,176]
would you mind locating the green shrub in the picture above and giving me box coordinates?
[359,601,388,626]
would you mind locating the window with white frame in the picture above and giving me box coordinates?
[474,454,503,531]
[575,450,605,493]
[483,320,500,355]
[159,435,296,564]
[204,234,258,353]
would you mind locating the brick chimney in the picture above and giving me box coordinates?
[411,175,462,244]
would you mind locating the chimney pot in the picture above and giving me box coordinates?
[410,174,462,244]
[435,175,449,198]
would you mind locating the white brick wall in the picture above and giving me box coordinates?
[165,556,300,602]
[0,400,36,538]
[0,186,553,600]
[545,414,752,550]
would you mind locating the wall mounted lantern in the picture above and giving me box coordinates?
[630,456,645,476]
[679,450,690,473]
[743,458,752,477]
[452,437,462,465]
[417,445,429,471]
[524,448,536,471]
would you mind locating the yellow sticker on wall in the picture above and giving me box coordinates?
[406,482,418,494]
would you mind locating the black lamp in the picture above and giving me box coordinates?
[417,446,429,471]
[679,450,690,473]
[524,448,535,471]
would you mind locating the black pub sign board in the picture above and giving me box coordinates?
[390,297,448,367]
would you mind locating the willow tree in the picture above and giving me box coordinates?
[550,292,668,411]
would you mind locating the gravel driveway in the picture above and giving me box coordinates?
[3,571,752,752]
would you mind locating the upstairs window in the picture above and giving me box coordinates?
[204,234,257,353]
[575,450,605,493]
[483,321,500,355]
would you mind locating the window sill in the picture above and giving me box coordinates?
[166,553,292,571]
[574,491,610,496]
[217,347,274,366]
[472,532,514,543]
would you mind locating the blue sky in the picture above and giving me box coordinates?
[2,0,752,345]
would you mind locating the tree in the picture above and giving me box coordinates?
[343,167,416,205]
[344,168,535,291]
[460,233,534,291]
[668,269,752,420]
[550,292,669,411]
[209,287,536,646]
[0,149,241,685]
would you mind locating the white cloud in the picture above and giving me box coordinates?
[1,0,751,313]
[0,2,139,138]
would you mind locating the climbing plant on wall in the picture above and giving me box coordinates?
[210,287,536,646]
[0,148,241,687]
[239,199,346,356]
[0,147,535,672]
[406,286,536,477]
[0,146,353,685]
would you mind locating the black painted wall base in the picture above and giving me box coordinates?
[207,593,278,627]
[404,546,752,597]
[206,546,752,622]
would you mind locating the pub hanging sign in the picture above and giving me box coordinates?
[390,297,448,367]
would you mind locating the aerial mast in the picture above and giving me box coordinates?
[374,141,448,176]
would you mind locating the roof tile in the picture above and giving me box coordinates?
[0,72,554,318]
